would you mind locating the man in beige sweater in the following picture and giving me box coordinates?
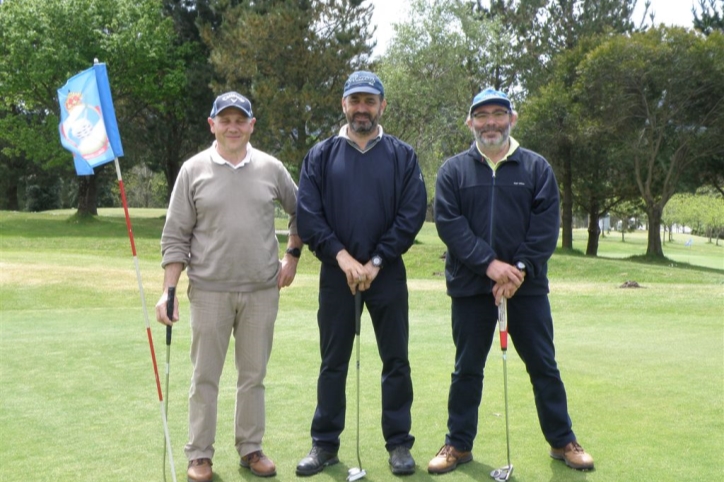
[155,92,302,481]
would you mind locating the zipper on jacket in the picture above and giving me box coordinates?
[488,167,498,291]
[489,167,496,251]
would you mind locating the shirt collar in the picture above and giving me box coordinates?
[210,141,253,169]
[478,136,520,170]
[339,124,384,153]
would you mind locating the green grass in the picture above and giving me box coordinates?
[1,210,723,481]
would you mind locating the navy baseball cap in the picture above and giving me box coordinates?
[343,71,384,98]
[210,92,253,118]
[469,88,513,116]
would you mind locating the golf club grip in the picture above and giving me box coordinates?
[498,298,508,351]
[166,286,175,345]
[354,291,362,336]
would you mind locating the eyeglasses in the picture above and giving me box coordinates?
[472,110,509,121]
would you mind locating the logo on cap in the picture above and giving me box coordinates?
[210,92,253,118]
[343,71,385,98]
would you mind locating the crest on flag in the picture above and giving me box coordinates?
[57,63,124,175]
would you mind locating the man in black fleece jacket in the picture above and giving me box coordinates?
[428,88,594,474]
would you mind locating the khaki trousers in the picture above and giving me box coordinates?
[184,285,279,460]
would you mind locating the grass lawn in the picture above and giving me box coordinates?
[1,209,722,482]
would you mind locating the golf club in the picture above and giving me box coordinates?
[347,291,367,482]
[490,297,514,482]
[163,286,175,482]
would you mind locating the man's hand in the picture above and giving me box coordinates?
[278,256,299,289]
[360,261,381,290]
[156,263,183,326]
[492,280,521,306]
[155,290,179,327]
[486,259,524,305]
[486,259,524,286]
[337,249,370,294]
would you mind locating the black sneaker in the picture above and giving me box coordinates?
[296,446,339,476]
[388,446,416,475]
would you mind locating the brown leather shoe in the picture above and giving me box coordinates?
[187,458,213,482]
[427,444,473,474]
[550,441,594,470]
[240,450,277,477]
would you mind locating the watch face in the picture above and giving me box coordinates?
[372,256,382,267]
[516,262,526,271]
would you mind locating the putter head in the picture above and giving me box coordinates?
[490,464,514,481]
[347,467,366,481]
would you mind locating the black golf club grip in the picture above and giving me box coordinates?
[166,286,175,345]
[354,291,362,336]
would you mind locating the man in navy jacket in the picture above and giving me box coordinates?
[296,71,427,476]
[428,88,594,474]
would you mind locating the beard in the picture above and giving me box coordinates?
[347,111,379,135]
[474,124,511,149]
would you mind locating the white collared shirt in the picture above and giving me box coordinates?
[339,124,384,153]
[210,140,253,169]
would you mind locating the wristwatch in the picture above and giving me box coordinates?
[371,255,384,268]
[516,261,526,272]
[286,247,301,258]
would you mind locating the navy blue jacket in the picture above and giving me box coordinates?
[297,134,427,266]
[434,143,560,297]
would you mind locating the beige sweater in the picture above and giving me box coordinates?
[161,146,298,292]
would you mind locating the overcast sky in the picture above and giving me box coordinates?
[368,0,698,57]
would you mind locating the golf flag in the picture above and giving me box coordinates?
[57,63,124,175]
[685,238,693,247]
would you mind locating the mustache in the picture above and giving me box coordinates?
[480,126,503,134]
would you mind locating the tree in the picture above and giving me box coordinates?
[377,0,502,207]
[149,0,248,200]
[609,200,646,242]
[693,0,724,35]
[575,27,724,257]
[516,36,642,255]
[202,0,375,176]
[467,1,643,250]
[467,0,645,95]
[665,190,724,245]
[0,0,185,214]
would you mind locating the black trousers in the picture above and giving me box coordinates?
[310,258,415,451]
[445,294,576,451]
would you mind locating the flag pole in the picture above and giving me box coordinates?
[113,158,177,482]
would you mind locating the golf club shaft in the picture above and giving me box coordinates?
[503,348,511,468]
[163,286,175,482]
[499,298,511,469]
[354,291,363,470]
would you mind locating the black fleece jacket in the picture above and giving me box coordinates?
[434,143,560,297]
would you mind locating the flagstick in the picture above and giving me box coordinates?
[114,158,177,482]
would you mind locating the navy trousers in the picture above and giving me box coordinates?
[445,294,575,451]
[310,259,415,451]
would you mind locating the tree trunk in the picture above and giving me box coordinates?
[561,156,573,249]
[165,159,181,202]
[76,175,98,216]
[586,211,600,256]
[4,182,19,211]
[645,204,664,257]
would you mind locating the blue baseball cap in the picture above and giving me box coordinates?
[343,71,384,98]
[469,88,513,116]
[210,91,253,118]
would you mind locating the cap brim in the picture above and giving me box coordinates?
[212,105,253,118]
[344,86,382,97]
[469,99,511,115]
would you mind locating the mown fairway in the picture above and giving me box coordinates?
[1,209,722,481]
